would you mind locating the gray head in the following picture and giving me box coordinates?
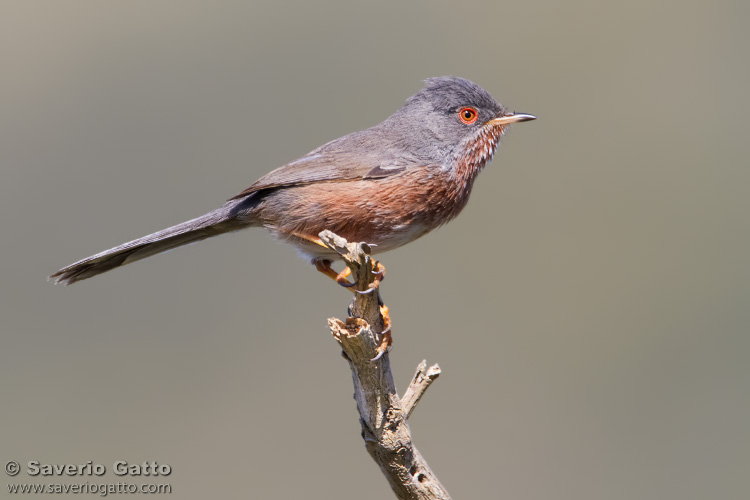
[379,76,536,165]
[408,76,504,125]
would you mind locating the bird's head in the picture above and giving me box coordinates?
[389,76,535,169]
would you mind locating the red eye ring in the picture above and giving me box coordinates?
[459,107,478,124]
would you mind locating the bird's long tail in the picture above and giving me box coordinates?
[50,201,251,285]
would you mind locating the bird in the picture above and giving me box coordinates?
[50,76,535,356]
[51,76,535,288]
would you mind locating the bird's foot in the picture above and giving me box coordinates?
[372,304,392,361]
[314,259,356,288]
[357,260,386,295]
[315,258,384,293]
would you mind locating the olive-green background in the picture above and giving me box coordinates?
[2,1,747,499]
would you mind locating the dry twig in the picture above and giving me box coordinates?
[320,230,450,500]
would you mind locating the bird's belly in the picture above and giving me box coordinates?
[265,218,430,261]
[358,222,431,253]
[254,169,470,259]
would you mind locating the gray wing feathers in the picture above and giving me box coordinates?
[229,131,411,200]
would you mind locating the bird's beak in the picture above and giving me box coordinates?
[489,113,537,126]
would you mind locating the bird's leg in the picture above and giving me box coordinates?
[287,230,357,290]
[372,304,392,361]
[318,259,392,359]
[357,260,386,295]
[314,259,356,288]
[312,234,392,360]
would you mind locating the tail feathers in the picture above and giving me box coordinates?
[50,205,249,285]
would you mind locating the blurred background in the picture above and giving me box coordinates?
[1,1,748,499]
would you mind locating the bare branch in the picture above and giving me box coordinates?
[321,230,451,500]
[401,361,442,419]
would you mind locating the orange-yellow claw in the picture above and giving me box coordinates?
[372,304,393,361]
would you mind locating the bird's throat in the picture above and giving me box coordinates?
[453,124,505,185]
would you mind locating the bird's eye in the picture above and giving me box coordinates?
[459,107,478,125]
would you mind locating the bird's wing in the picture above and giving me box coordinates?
[228,132,410,200]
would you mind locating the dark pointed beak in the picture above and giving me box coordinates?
[488,113,537,126]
